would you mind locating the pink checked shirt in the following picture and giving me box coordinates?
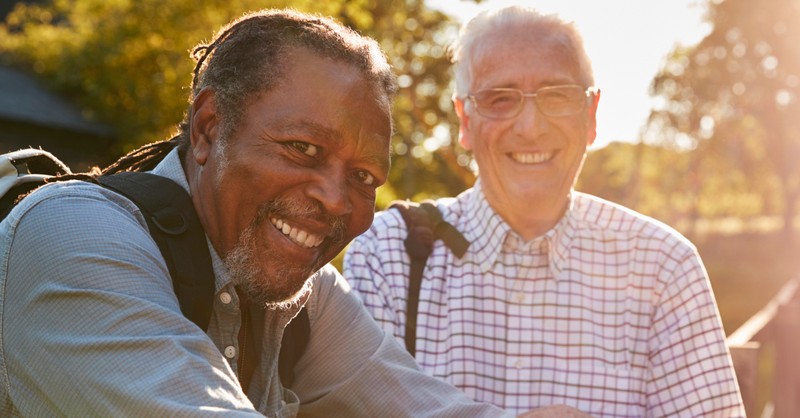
[344,181,744,417]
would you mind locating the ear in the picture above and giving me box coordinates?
[453,97,473,150]
[585,89,601,146]
[189,87,220,166]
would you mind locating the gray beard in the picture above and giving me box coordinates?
[223,207,316,310]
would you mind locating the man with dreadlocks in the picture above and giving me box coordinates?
[0,8,574,418]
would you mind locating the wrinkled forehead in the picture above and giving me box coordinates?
[469,25,583,80]
[472,25,580,63]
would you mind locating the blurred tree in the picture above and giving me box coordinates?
[648,0,800,238]
[579,140,767,235]
[0,0,475,202]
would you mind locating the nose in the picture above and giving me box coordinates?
[514,96,549,136]
[307,169,352,217]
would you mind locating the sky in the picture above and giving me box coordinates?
[426,0,712,149]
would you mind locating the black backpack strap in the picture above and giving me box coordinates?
[97,172,215,331]
[418,201,470,258]
[390,200,433,357]
[3,150,309,386]
[100,171,310,388]
[389,199,470,356]
[278,307,310,388]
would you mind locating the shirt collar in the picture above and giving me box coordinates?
[150,147,189,191]
[463,180,576,280]
[459,179,512,273]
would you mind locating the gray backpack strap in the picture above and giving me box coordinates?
[0,149,72,219]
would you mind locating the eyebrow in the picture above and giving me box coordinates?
[484,78,579,90]
[361,147,391,174]
[276,120,341,141]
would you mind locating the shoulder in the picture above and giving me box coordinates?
[370,205,407,234]
[0,177,183,343]
[352,195,467,254]
[305,265,366,321]
[309,264,348,294]
[570,192,695,251]
[3,180,148,252]
[368,194,466,236]
[1,179,164,289]
[5,180,142,227]
[351,202,408,250]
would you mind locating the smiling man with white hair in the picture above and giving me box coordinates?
[345,6,745,417]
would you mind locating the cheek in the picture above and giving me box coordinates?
[348,196,377,236]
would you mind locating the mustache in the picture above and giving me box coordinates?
[254,197,347,245]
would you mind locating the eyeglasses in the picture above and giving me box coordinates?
[466,85,597,119]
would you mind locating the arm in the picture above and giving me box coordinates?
[291,267,513,418]
[1,187,259,416]
[343,210,407,341]
[646,246,745,417]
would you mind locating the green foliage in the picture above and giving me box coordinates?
[359,0,475,203]
[647,0,800,237]
[0,0,473,201]
[6,0,796,235]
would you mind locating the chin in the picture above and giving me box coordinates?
[224,229,317,309]
[224,196,345,308]
[262,276,313,310]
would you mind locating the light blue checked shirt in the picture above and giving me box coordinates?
[345,180,745,417]
[0,149,514,418]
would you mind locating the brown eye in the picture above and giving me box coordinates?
[290,141,319,157]
[355,170,375,186]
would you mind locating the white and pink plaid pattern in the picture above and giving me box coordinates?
[345,181,744,417]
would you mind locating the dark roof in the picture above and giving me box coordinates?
[0,0,41,20]
[0,64,114,137]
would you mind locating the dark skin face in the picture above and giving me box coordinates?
[185,48,391,305]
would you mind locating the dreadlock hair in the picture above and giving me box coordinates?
[102,8,397,175]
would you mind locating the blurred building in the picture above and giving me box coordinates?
[1,0,115,171]
[0,64,116,172]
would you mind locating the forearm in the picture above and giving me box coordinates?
[293,269,511,418]
[297,333,513,418]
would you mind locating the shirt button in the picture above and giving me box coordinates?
[514,292,526,303]
[219,292,232,304]
[515,359,524,369]
[224,346,236,358]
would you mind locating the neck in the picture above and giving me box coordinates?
[490,193,570,242]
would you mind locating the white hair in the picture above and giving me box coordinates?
[450,6,595,99]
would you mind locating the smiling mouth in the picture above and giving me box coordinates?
[270,217,324,248]
[509,151,554,164]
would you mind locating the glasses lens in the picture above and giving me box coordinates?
[537,86,585,116]
[471,86,587,118]
[473,89,522,118]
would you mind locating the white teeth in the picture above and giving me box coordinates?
[511,152,553,164]
[270,218,324,248]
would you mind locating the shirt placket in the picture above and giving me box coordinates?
[503,235,552,407]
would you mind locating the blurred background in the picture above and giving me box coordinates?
[1,0,798,415]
